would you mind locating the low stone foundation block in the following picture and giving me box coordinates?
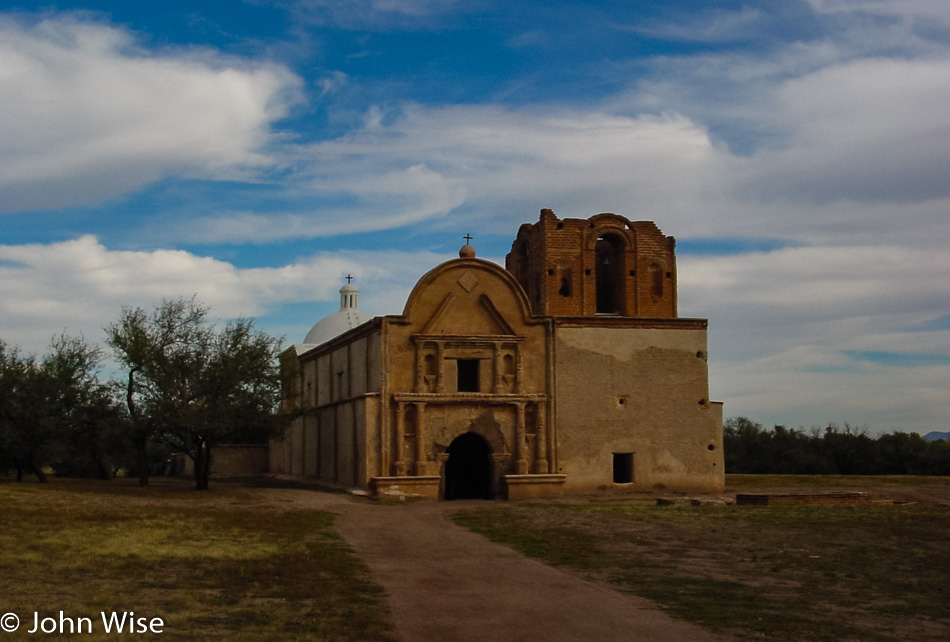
[371,475,441,499]
[505,474,567,499]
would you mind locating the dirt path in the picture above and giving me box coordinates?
[879,485,950,505]
[303,493,728,642]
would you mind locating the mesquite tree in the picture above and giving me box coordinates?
[106,298,288,490]
[0,336,118,481]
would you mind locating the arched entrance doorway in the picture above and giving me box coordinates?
[444,432,493,500]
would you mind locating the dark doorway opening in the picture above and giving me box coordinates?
[444,432,493,500]
[613,452,634,484]
[595,233,626,314]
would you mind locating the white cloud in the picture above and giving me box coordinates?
[0,235,445,355]
[680,245,950,431]
[176,163,467,243]
[713,352,950,432]
[50,3,940,257]
[181,60,950,251]
[680,245,950,356]
[174,106,730,243]
[737,57,950,205]
[0,15,302,213]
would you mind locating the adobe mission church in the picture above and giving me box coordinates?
[270,209,724,499]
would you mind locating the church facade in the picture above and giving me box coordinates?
[270,210,724,499]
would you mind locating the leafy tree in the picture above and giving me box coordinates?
[105,298,207,485]
[0,336,118,481]
[0,341,37,480]
[723,417,770,473]
[106,298,290,490]
[41,335,127,479]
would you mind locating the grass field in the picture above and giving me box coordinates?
[3,475,948,641]
[454,475,950,641]
[0,478,395,641]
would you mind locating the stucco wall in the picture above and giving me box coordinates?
[554,325,724,493]
[181,444,270,477]
[270,325,382,491]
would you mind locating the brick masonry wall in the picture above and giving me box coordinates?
[505,210,677,318]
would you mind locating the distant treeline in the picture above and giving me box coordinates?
[724,417,950,475]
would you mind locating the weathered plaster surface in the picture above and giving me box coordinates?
[272,211,724,498]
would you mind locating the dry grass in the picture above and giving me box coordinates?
[0,478,395,641]
[454,475,950,641]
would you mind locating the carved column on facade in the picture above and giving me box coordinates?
[534,403,548,473]
[380,409,390,480]
[515,346,525,394]
[435,342,446,393]
[492,342,504,394]
[414,402,427,475]
[393,402,406,475]
[515,402,528,474]
[414,344,425,392]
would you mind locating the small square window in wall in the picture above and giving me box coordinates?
[457,359,480,392]
[613,453,634,484]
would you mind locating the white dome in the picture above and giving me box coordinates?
[302,281,370,346]
[303,308,370,345]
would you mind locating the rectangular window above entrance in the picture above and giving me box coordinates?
[457,359,479,392]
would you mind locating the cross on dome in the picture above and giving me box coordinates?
[301,274,369,345]
[459,233,476,258]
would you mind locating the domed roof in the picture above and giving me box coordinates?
[303,281,371,346]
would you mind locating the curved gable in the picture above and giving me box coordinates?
[401,258,536,335]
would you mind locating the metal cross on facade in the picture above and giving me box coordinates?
[345,274,354,283]
[463,233,473,244]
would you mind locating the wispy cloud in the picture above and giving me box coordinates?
[615,6,766,43]
[843,350,950,367]
[681,244,950,430]
[0,234,448,354]
[0,14,302,213]
[275,0,469,30]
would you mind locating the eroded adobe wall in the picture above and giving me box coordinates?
[270,326,383,491]
[505,210,677,319]
[183,445,270,477]
[554,324,724,493]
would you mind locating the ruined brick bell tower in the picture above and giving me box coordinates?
[505,209,678,318]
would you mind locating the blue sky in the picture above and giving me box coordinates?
[1,0,949,434]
